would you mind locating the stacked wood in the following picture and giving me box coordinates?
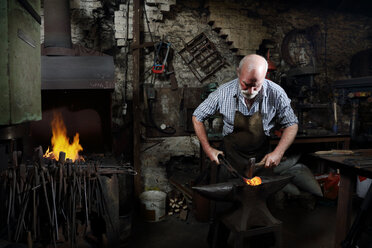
[169,177,193,201]
[167,191,188,220]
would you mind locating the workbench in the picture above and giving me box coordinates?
[311,149,372,248]
[270,134,350,149]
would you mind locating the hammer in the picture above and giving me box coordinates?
[247,157,287,178]
[246,158,262,178]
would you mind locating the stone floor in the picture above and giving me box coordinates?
[124,196,342,248]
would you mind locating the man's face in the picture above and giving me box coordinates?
[237,68,265,99]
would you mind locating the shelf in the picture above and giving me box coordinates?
[297,103,329,109]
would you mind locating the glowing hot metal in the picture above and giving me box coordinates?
[244,176,262,186]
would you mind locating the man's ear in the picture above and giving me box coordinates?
[236,68,240,77]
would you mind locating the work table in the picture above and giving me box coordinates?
[312,149,372,248]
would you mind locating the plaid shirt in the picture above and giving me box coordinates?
[193,78,298,136]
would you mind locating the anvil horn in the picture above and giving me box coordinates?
[192,182,237,201]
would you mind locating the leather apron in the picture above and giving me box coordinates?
[207,92,271,248]
[221,92,270,180]
[207,91,272,247]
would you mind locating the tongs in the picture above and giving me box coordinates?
[218,154,246,182]
[218,155,266,180]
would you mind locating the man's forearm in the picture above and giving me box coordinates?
[192,116,211,153]
[192,116,223,164]
[274,124,298,156]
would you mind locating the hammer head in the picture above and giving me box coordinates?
[245,157,256,178]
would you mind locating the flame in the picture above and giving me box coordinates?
[43,113,84,162]
[244,176,262,186]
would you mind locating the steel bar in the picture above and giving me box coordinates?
[83,172,90,235]
[32,166,38,239]
[133,0,143,198]
[7,175,13,240]
[15,184,31,242]
[50,175,59,241]
[0,150,128,247]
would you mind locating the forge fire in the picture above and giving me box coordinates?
[43,113,84,162]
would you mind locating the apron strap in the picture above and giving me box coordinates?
[258,95,263,114]
[235,86,239,111]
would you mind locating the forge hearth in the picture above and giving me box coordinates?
[41,0,114,90]
[30,0,115,156]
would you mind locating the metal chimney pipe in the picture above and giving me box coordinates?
[43,0,72,48]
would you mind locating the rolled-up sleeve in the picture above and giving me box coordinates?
[275,95,298,128]
[193,90,220,122]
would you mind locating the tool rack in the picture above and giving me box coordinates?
[179,33,226,82]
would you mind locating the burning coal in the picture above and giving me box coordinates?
[43,112,84,162]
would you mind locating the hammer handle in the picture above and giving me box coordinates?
[254,156,286,168]
[254,161,265,168]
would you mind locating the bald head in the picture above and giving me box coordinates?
[238,54,268,74]
[237,54,268,99]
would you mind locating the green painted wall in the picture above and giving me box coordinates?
[0,0,10,124]
[0,0,41,125]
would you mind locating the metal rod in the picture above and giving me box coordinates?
[218,155,246,182]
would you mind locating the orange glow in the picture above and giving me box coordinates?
[244,176,262,186]
[43,113,84,162]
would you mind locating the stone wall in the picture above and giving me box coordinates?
[206,1,268,56]
[140,136,200,191]
[40,0,372,192]
[205,0,372,90]
[203,0,372,133]
[112,1,240,191]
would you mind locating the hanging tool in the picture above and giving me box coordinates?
[152,42,171,74]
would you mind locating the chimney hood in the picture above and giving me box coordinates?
[41,0,115,90]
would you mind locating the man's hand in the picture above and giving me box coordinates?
[260,151,283,168]
[205,147,224,164]
[261,124,298,168]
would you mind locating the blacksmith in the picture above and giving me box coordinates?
[192,54,298,247]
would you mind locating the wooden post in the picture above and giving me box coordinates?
[335,170,355,248]
[132,0,142,197]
